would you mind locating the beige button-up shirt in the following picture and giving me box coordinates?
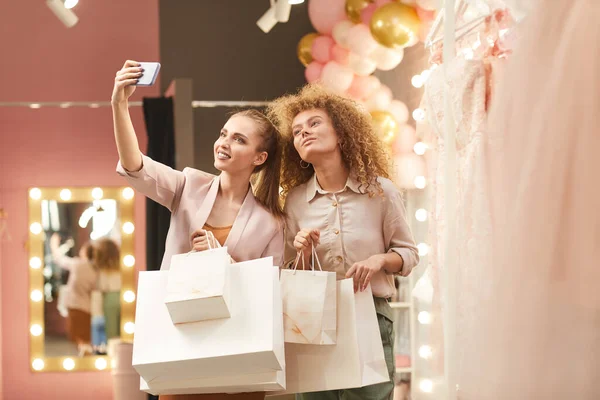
[284,174,419,299]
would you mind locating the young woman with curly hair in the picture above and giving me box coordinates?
[268,84,419,400]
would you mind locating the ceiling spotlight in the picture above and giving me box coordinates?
[64,0,79,9]
[257,0,297,33]
[47,0,78,28]
[275,0,292,22]
[257,6,277,33]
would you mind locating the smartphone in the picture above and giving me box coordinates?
[137,62,161,86]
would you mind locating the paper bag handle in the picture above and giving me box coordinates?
[292,243,323,274]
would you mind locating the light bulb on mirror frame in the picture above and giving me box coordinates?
[32,358,45,371]
[30,223,42,235]
[123,255,135,268]
[63,358,75,371]
[91,187,104,200]
[30,324,43,337]
[60,189,72,201]
[122,187,135,200]
[30,290,43,302]
[124,322,135,334]
[29,257,42,269]
[123,291,136,303]
[95,358,108,370]
[29,188,42,200]
[122,222,135,234]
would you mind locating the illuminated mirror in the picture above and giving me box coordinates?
[28,187,136,372]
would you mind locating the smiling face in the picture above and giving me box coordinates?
[291,108,340,165]
[213,115,268,174]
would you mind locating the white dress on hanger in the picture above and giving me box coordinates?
[417,6,512,388]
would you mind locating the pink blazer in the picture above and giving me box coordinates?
[116,155,284,270]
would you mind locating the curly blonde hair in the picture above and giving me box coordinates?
[267,84,391,197]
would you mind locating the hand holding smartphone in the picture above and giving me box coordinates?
[136,62,161,86]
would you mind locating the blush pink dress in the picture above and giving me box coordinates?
[457,0,600,398]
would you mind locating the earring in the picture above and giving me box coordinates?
[300,160,311,169]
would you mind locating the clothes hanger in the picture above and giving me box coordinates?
[425,0,492,49]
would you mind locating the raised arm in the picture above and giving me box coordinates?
[111,60,145,172]
[111,60,185,211]
[49,233,77,271]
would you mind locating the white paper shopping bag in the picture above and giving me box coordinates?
[277,279,389,394]
[140,367,285,395]
[139,266,286,395]
[133,257,285,385]
[281,247,336,345]
[165,235,231,324]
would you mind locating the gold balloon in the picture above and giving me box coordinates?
[370,3,421,48]
[345,0,374,23]
[297,33,319,67]
[370,111,399,144]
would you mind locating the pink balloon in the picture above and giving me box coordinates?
[394,153,425,189]
[346,24,379,57]
[347,75,380,100]
[308,0,348,35]
[365,84,393,111]
[321,61,354,93]
[392,124,418,154]
[305,62,324,83]
[311,36,335,63]
[360,3,377,25]
[331,44,350,65]
[416,6,436,23]
[418,20,433,42]
[388,100,409,123]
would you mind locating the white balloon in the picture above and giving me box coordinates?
[321,61,354,93]
[365,85,392,111]
[346,24,379,57]
[388,100,410,124]
[371,46,405,71]
[332,20,354,48]
[404,33,420,48]
[347,52,377,76]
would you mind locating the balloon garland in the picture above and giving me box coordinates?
[297,0,436,188]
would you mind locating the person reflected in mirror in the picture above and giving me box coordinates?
[50,233,97,356]
[94,238,122,343]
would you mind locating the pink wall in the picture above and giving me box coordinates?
[0,0,159,399]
